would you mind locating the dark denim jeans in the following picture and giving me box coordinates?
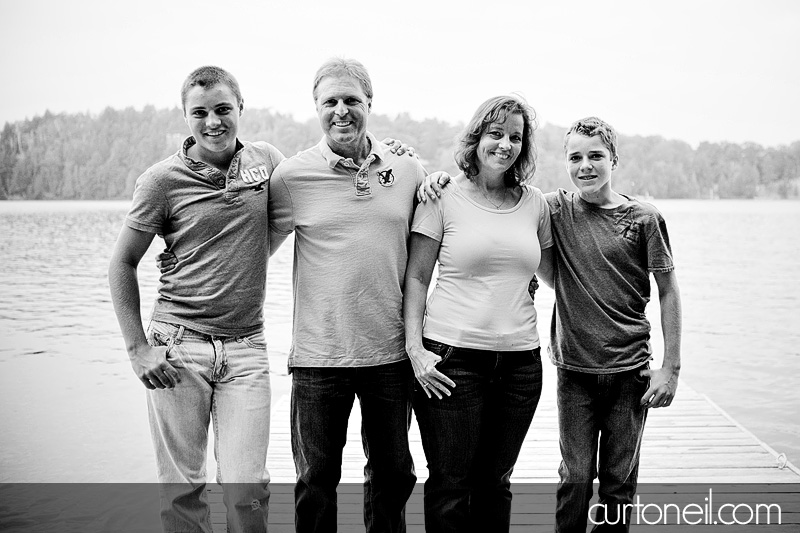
[291,360,416,533]
[413,339,543,533]
[554,367,650,533]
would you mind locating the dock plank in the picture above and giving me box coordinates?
[206,378,800,531]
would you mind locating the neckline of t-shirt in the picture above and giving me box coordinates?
[452,179,528,213]
[575,191,635,213]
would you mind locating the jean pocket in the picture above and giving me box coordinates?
[422,338,455,364]
[146,320,178,348]
[633,364,651,386]
[240,331,267,350]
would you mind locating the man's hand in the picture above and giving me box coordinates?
[640,366,679,408]
[381,137,416,157]
[417,172,451,203]
[130,344,180,390]
[156,250,177,274]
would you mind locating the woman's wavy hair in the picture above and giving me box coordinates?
[454,95,538,187]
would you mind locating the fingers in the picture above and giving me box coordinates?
[417,371,454,400]
[424,184,441,200]
[138,353,181,390]
[386,139,406,155]
[155,252,178,274]
[416,185,428,204]
[142,366,178,390]
[641,387,674,408]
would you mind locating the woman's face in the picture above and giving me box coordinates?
[476,113,524,178]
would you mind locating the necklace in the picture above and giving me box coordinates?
[479,186,507,209]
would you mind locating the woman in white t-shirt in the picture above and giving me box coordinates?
[403,95,553,532]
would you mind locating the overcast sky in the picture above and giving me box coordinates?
[1,0,798,148]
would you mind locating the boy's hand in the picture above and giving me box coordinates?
[130,345,180,390]
[156,250,178,274]
[639,366,679,408]
[528,274,539,302]
[381,137,416,157]
[417,172,451,203]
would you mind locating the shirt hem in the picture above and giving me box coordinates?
[151,313,264,338]
[288,353,408,368]
[549,357,651,374]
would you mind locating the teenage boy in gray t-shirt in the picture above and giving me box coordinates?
[537,117,682,532]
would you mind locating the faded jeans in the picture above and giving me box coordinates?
[291,360,417,533]
[413,339,543,533]
[145,320,271,533]
[554,366,650,533]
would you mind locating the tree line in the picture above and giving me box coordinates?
[1,106,798,200]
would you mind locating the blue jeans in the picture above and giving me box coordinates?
[145,320,271,533]
[554,367,650,533]
[413,339,543,533]
[291,360,416,533]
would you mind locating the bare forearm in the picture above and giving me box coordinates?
[403,277,429,353]
[108,261,149,355]
[537,247,555,288]
[659,283,682,373]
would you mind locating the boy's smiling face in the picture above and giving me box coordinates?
[565,133,618,199]
[184,83,241,163]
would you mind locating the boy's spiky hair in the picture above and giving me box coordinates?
[564,116,618,161]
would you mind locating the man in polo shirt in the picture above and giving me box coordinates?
[268,58,425,532]
[108,66,280,532]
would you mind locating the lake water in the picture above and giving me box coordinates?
[0,199,798,482]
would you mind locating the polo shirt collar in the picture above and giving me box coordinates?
[318,131,385,169]
[180,136,244,170]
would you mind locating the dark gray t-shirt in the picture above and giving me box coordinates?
[546,189,674,373]
[126,137,284,337]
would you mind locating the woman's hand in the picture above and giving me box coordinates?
[407,346,455,400]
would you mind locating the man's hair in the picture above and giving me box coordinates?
[454,95,538,187]
[180,66,243,113]
[312,58,373,104]
[563,116,618,161]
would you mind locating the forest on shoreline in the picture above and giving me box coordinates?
[1,106,798,200]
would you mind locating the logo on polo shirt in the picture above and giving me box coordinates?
[377,169,395,186]
[240,165,270,185]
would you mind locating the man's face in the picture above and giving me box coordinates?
[184,83,241,161]
[315,75,371,152]
[565,133,617,198]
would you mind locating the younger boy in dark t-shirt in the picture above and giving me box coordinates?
[537,117,683,532]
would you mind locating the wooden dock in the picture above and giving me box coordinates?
[208,372,800,531]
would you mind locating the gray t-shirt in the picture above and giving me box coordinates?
[268,133,426,368]
[546,189,674,373]
[126,137,284,336]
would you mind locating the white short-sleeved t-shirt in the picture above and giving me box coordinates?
[412,180,553,351]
